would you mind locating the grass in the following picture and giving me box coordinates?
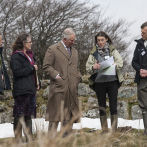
[0,128,147,147]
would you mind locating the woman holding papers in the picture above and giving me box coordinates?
[86,31,124,133]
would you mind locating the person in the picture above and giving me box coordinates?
[0,34,11,94]
[132,22,147,135]
[86,31,124,133]
[43,28,81,137]
[10,33,39,142]
[0,34,4,94]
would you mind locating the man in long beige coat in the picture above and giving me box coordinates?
[43,28,81,136]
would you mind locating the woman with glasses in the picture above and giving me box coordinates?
[10,33,39,142]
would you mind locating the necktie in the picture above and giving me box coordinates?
[67,48,71,56]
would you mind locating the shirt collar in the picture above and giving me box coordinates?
[144,40,147,47]
[61,40,67,50]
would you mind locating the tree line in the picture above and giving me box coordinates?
[0,0,130,78]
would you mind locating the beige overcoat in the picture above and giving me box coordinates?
[43,42,81,122]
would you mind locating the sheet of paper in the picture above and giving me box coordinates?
[100,64,116,75]
[99,56,114,70]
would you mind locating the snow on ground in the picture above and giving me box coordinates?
[0,117,144,139]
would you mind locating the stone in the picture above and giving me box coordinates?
[118,86,137,99]
[42,86,50,99]
[123,79,136,86]
[8,99,14,107]
[0,111,13,123]
[4,91,12,100]
[124,72,135,79]
[0,72,144,123]
[87,96,98,109]
[78,83,95,96]
[83,109,99,118]
[131,105,142,120]
[41,80,50,89]
[0,104,7,112]
[38,104,47,118]
[0,91,12,100]
[117,101,129,119]
[88,96,97,104]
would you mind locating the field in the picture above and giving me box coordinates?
[0,127,147,147]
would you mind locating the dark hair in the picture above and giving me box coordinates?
[141,22,147,29]
[95,31,112,45]
[12,33,31,52]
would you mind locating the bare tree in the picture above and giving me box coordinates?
[0,0,130,77]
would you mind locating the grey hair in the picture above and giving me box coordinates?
[62,28,75,39]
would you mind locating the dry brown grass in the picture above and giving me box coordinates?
[0,127,147,147]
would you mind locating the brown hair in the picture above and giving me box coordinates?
[141,22,147,29]
[95,31,112,45]
[12,33,31,52]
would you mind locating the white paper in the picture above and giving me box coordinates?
[100,64,116,75]
[99,56,114,70]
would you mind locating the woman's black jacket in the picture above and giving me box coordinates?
[10,52,36,97]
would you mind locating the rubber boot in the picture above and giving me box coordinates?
[111,115,118,132]
[62,121,73,138]
[24,117,33,142]
[13,117,22,143]
[100,115,108,133]
[142,111,147,135]
[48,122,59,138]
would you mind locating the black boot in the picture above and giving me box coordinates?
[111,115,118,132]
[142,111,147,135]
[13,117,22,142]
[100,115,108,133]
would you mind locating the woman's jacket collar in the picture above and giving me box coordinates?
[90,44,116,55]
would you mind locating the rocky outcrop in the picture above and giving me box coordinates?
[0,72,142,123]
[79,72,139,119]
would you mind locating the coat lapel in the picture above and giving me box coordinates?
[57,42,70,60]
[71,48,76,61]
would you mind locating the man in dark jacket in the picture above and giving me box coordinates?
[132,22,147,135]
[0,34,4,94]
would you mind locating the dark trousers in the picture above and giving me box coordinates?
[13,94,36,118]
[137,78,147,112]
[95,81,119,116]
[137,78,147,134]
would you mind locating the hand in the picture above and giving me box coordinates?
[37,85,40,90]
[1,74,3,80]
[56,74,62,79]
[140,69,147,77]
[34,65,38,71]
[93,63,101,70]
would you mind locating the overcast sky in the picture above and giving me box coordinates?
[88,0,147,39]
